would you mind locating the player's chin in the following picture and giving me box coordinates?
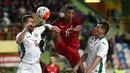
[29,28,34,32]
[92,32,97,36]
[66,17,72,20]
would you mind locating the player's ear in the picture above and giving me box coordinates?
[23,22,28,27]
[64,12,67,16]
[102,29,105,35]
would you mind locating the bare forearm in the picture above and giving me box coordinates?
[86,56,101,73]
[43,24,53,30]
[77,54,87,67]
[44,24,61,33]
[73,25,82,32]
[16,29,28,44]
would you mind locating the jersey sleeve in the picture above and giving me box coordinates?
[96,39,109,58]
[35,26,46,34]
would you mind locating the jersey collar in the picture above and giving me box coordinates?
[29,32,32,35]
[61,17,73,23]
[99,36,105,40]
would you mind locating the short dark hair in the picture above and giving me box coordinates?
[65,5,74,12]
[22,15,33,23]
[98,22,109,35]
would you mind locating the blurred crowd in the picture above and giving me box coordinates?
[0,0,130,72]
[0,0,38,40]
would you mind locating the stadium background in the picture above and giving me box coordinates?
[0,0,130,73]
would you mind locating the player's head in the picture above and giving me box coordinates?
[50,56,55,64]
[64,5,75,21]
[93,22,109,37]
[22,15,35,31]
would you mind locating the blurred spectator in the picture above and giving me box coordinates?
[44,56,60,73]
[107,37,116,68]
[40,60,46,73]
[2,12,11,25]
[122,32,130,47]
[114,63,126,73]
[115,32,123,43]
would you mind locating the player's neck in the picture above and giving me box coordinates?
[98,34,105,39]
[95,34,104,39]
[64,17,72,23]
[50,63,55,66]
[28,30,33,34]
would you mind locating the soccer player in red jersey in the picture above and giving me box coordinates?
[51,5,84,73]
[44,56,60,73]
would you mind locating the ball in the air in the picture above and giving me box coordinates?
[36,6,50,20]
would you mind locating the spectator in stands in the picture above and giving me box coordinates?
[40,60,46,73]
[114,63,126,73]
[44,56,60,73]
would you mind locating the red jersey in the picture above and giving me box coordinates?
[52,17,81,48]
[44,64,60,73]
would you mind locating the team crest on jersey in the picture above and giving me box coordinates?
[34,33,38,37]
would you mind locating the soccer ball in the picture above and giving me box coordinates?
[36,6,50,20]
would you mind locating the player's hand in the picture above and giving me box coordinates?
[73,65,79,73]
[52,26,61,33]
[25,22,33,31]
[84,69,90,73]
[66,28,73,36]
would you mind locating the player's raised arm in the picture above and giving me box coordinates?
[16,23,32,44]
[16,15,35,44]
[66,25,82,36]
[73,53,87,73]
[73,25,82,32]
[43,24,61,33]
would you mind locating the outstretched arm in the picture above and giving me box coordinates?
[43,24,61,33]
[66,25,82,36]
[73,53,87,73]
[16,23,32,44]
[73,25,82,32]
[85,56,102,73]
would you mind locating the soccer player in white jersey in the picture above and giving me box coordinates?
[16,15,61,73]
[73,22,109,73]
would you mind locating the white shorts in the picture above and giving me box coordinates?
[16,62,42,73]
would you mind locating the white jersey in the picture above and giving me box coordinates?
[16,25,46,64]
[85,36,109,73]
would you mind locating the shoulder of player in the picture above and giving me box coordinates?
[99,38,108,45]
[34,26,45,31]
[87,36,95,43]
[34,26,44,29]
[89,36,95,40]
[16,31,27,37]
[54,64,59,68]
